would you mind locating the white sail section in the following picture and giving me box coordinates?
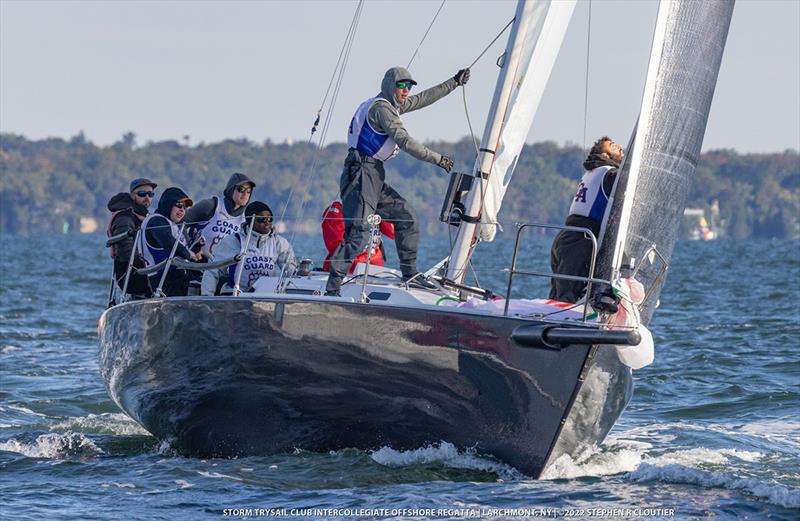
[446,0,576,283]
[478,0,576,242]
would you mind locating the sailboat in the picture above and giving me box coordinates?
[98,0,734,478]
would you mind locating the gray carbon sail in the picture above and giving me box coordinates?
[596,0,735,325]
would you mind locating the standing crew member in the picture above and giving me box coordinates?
[186,172,256,258]
[550,136,624,303]
[325,66,470,296]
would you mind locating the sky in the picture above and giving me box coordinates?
[1,0,798,153]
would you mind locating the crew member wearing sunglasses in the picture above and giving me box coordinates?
[201,201,296,296]
[185,172,257,259]
[140,187,203,296]
[325,65,470,297]
[106,177,159,300]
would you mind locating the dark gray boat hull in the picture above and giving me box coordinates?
[99,297,632,477]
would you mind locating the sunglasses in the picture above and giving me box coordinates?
[236,185,253,194]
[395,81,414,91]
[254,216,273,224]
[135,191,155,198]
[174,202,187,209]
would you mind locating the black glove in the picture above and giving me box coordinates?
[438,155,454,173]
[453,68,471,86]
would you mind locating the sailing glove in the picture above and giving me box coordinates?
[438,155,454,173]
[453,68,471,86]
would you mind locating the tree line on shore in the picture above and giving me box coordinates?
[0,132,798,239]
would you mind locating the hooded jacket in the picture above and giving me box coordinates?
[107,192,149,265]
[185,172,256,257]
[363,67,457,165]
[185,172,255,224]
[143,187,193,262]
[200,226,296,296]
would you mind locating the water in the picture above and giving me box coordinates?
[1,234,798,520]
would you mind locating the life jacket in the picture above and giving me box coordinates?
[138,214,188,270]
[194,196,245,258]
[347,97,400,162]
[226,232,282,290]
[568,165,615,221]
[106,209,145,259]
[321,200,394,273]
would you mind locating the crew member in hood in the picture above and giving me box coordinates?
[550,136,624,303]
[106,177,157,300]
[140,187,201,296]
[325,66,470,296]
[201,201,296,296]
[185,172,256,258]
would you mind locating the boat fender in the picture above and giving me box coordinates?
[613,325,654,370]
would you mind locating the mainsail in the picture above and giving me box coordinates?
[446,0,576,283]
[596,0,735,325]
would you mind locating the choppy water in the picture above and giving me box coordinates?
[1,234,798,520]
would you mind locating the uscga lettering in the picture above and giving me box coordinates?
[243,256,274,272]
[211,219,239,235]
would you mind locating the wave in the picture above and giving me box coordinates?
[0,431,103,459]
[629,462,800,509]
[370,442,524,480]
[541,437,799,510]
[49,413,150,436]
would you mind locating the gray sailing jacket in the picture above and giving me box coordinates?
[368,67,457,165]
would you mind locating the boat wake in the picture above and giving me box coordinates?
[539,423,800,510]
[48,413,150,436]
[0,431,103,459]
[371,442,524,480]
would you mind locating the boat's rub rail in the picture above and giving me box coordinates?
[511,324,641,350]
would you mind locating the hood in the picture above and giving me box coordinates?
[223,172,256,200]
[155,187,192,218]
[583,153,620,171]
[380,67,417,108]
[222,172,256,215]
[107,192,148,217]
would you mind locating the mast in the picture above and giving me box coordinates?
[446,0,576,284]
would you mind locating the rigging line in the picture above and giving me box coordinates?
[406,0,447,69]
[450,17,519,279]
[454,33,530,279]
[469,17,514,69]
[288,0,363,248]
[277,0,364,225]
[461,87,480,157]
[319,0,363,113]
[582,0,592,153]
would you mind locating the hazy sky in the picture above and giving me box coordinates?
[1,0,798,153]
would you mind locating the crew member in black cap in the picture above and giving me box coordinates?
[106,177,158,300]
